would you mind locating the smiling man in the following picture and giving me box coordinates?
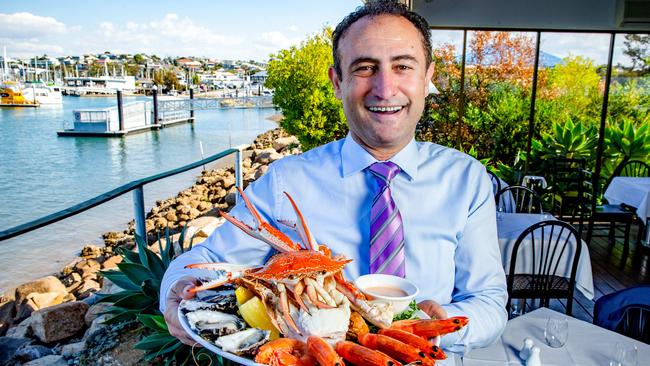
[161,0,507,354]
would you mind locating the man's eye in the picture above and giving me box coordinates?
[396,65,412,71]
[353,65,375,76]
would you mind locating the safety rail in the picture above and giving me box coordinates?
[0,145,248,242]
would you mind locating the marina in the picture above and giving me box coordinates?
[0,95,277,291]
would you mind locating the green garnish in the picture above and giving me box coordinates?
[393,300,419,321]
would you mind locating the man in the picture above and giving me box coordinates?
[161,0,507,354]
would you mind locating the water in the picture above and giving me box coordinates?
[0,96,277,292]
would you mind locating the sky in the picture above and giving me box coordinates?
[0,0,633,65]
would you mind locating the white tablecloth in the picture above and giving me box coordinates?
[497,213,595,299]
[604,177,650,243]
[462,307,650,365]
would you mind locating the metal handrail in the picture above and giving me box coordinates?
[0,145,248,242]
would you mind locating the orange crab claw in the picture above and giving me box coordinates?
[307,336,345,366]
[219,187,302,253]
[335,341,401,366]
[379,328,446,360]
[390,316,469,338]
[281,191,319,251]
[358,333,434,366]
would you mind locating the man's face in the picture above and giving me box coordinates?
[329,14,434,157]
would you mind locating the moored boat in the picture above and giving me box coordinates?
[22,82,63,104]
[0,81,40,107]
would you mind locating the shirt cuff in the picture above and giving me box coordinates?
[439,304,469,353]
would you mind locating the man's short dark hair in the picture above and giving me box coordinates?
[332,0,432,80]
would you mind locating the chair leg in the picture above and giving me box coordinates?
[623,222,631,262]
[586,218,594,246]
[608,222,616,246]
[566,295,573,316]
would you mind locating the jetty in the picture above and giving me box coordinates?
[57,90,274,137]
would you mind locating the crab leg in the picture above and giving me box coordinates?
[390,317,469,338]
[292,280,310,312]
[379,329,446,360]
[358,333,435,366]
[305,280,336,309]
[277,283,302,336]
[183,263,253,293]
[220,187,302,253]
[305,277,337,307]
[280,191,319,251]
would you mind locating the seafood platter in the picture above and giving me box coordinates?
[179,189,468,365]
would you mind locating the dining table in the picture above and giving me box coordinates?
[604,176,650,245]
[497,212,595,299]
[460,307,650,365]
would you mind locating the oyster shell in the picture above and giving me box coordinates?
[185,309,246,339]
[214,328,270,356]
[180,289,237,314]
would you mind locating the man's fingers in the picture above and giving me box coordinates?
[417,299,448,320]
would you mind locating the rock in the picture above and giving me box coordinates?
[165,210,178,222]
[62,272,82,287]
[185,216,224,242]
[225,192,237,206]
[0,300,15,336]
[74,279,101,299]
[273,136,299,152]
[253,148,282,165]
[30,301,88,343]
[61,340,86,357]
[15,277,67,311]
[84,314,109,340]
[197,201,212,211]
[14,298,39,321]
[101,255,123,270]
[80,245,103,258]
[0,336,31,365]
[75,259,102,278]
[24,355,68,366]
[222,174,236,189]
[255,165,269,179]
[26,292,64,310]
[5,317,32,338]
[84,302,111,327]
[15,343,52,362]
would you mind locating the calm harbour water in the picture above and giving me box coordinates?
[0,96,277,292]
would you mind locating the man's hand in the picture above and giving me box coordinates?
[163,276,201,346]
[418,299,448,320]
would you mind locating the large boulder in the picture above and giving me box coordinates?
[30,301,88,343]
[14,343,53,363]
[272,136,299,152]
[0,336,31,365]
[0,300,15,336]
[185,216,224,243]
[14,276,67,316]
[5,317,32,338]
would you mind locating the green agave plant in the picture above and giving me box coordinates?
[603,116,650,177]
[98,229,224,365]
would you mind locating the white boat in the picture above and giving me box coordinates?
[22,83,63,104]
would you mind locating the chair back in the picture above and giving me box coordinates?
[620,160,650,178]
[487,170,501,197]
[594,285,650,344]
[550,158,586,219]
[507,220,582,313]
[496,185,543,214]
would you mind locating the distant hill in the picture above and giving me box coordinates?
[455,50,562,67]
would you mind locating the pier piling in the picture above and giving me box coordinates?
[153,88,159,124]
[189,88,194,119]
[117,90,124,131]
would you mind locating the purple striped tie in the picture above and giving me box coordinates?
[369,162,405,277]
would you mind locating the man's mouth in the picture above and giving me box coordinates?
[367,105,404,114]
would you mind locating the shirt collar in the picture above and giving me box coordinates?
[340,133,418,181]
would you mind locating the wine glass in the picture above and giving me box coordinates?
[544,317,568,348]
[497,205,505,221]
[610,342,638,366]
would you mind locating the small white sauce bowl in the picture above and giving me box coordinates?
[354,274,419,314]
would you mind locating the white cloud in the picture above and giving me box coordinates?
[288,25,300,32]
[254,31,301,54]
[0,12,67,39]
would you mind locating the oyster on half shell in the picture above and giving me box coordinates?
[184,309,246,340]
[214,328,270,356]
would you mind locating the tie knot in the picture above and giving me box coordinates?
[369,161,401,183]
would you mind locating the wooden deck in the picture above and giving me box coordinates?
[526,222,649,323]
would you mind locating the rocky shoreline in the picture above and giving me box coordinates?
[0,127,301,365]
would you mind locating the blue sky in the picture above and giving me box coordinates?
[0,0,631,65]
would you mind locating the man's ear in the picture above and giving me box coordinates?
[424,62,435,94]
[328,66,342,100]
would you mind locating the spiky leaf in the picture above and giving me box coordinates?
[100,270,141,291]
[116,262,154,287]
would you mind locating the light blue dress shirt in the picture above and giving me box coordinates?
[161,135,508,353]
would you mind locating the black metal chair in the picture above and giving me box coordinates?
[506,220,582,316]
[487,169,501,197]
[619,160,650,178]
[496,186,543,214]
[583,170,638,258]
[594,285,650,344]
[548,157,586,221]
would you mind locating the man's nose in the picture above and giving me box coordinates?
[371,69,398,99]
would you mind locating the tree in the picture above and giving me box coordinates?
[265,27,347,150]
[153,69,181,92]
[622,34,649,75]
[133,53,146,65]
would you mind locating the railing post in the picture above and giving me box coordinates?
[117,90,124,131]
[133,185,146,243]
[189,88,194,120]
[152,87,159,124]
[234,145,247,205]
